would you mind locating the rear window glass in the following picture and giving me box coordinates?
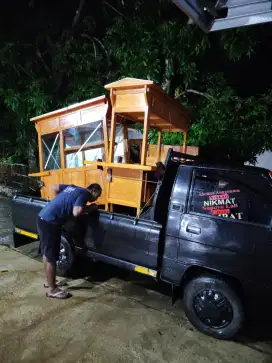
[189,169,272,226]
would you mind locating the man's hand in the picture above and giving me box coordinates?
[72,206,84,217]
[83,204,98,215]
[72,204,98,217]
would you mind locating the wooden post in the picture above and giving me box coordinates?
[140,106,150,165]
[122,123,130,163]
[102,115,109,162]
[157,131,162,162]
[38,131,44,172]
[106,106,117,212]
[183,132,187,154]
[108,109,117,162]
[59,130,65,169]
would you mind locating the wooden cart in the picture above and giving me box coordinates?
[30,77,192,215]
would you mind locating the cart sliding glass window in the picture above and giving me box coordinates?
[64,120,104,168]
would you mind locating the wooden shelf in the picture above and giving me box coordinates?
[84,160,154,171]
[64,141,105,155]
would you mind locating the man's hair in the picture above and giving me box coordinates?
[87,183,102,201]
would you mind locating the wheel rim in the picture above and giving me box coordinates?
[193,289,233,329]
[56,241,68,269]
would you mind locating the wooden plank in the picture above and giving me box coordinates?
[115,92,146,112]
[183,132,188,153]
[59,130,65,168]
[85,169,107,205]
[84,161,154,171]
[31,95,107,122]
[141,106,150,165]
[102,115,109,162]
[108,178,142,206]
[39,118,60,135]
[157,131,162,162]
[122,123,130,163]
[62,169,85,187]
[29,171,50,177]
[108,199,138,208]
[64,141,105,155]
[115,106,146,113]
[108,108,117,162]
[112,167,142,179]
[59,112,79,129]
[37,131,44,172]
[105,77,153,90]
[80,106,105,126]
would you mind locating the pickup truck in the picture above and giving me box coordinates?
[11,150,272,340]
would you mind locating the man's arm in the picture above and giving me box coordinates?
[73,203,98,217]
[72,193,92,217]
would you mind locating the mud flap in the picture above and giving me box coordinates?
[171,284,179,305]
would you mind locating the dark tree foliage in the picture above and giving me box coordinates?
[0,0,271,164]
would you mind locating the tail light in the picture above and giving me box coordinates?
[269,171,272,180]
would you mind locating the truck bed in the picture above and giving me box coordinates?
[12,195,47,234]
[12,194,162,270]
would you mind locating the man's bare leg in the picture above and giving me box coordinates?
[43,255,56,293]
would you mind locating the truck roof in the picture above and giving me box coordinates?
[181,159,271,176]
[170,151,271,175]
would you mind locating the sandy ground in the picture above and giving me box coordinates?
[1,246,272,363]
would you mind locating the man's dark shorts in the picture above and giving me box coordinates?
[37,216,61,263]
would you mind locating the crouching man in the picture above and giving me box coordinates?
[37,183,102,299]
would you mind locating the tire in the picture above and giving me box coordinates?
[56,235,75,277]
[183,275,244,340]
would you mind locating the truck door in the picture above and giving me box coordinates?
[179,168,272,293]
[85,211,161,270]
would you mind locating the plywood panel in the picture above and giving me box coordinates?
[40,118,59,135]
[85,169,107,205]
[108,178,142,207]
[80,105,105,126]
[115,92,146,112]
[62,169,84,187]
[111,168,142,180]
[41,171,63,200]
[59,112,79,129]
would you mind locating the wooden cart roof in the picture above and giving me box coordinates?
[105,77,190,133]
[30,95,108,122]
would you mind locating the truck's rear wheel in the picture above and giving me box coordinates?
[183,275,244,340]
[56,235,75,277]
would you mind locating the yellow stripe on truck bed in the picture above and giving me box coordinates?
[14,228,38,240]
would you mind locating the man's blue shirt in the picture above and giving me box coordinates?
[39,184,91,224]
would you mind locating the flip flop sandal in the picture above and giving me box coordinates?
[44,280,68,288]
[46,290,71,299]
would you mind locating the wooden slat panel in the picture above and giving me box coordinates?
[108,178,142,207]
[112,167,142,180]
[42,171,63,200]
[29,171,50,177]
[115,92,146,112]
[39,118,59,135]
[80,106,105,125]
[59,112,79,129]
[62,169,85,187]
[84,160,154,171]
[85,169,107,205]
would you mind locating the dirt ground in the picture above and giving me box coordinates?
[1,246,272,363]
